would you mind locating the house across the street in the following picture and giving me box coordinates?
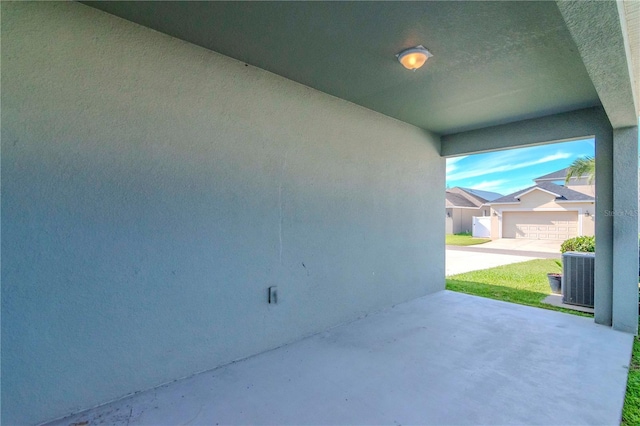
[488,168,595,240]
[445,187,502,234]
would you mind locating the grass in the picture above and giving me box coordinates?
[445,232,490,246]
[623,334,640,425]
[446,258,591,316]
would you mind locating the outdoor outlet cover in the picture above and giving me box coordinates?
[269,286,278,304]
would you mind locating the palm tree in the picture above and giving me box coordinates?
[565,156,595,184]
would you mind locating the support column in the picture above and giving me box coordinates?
[612,126,639,334]
[594,129,614,326]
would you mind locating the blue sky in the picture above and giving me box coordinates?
[446,138,595,196]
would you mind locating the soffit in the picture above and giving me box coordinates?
[556,1,638,128]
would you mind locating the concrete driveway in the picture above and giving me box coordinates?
[477,238,564,254]
[446,238,562,276]
[446,249,539,276]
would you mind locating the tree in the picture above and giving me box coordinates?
[565,156,595,184]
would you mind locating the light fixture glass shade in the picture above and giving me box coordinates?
[397,45,433,70]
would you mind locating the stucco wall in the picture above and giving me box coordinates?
[1,3,444,424]
[491,212,501,239]
[446,208,478,234]
[566,179,595,196]
[446,209,454,234]
[582,211,596,236]
[515,191,566,209]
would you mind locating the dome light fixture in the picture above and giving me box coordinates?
[396,45,433,71]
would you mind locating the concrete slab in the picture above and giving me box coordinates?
[446,244,561,259]
[542,294,595,314]
[47,291,632,426]
[479,238,565,254]
[446,248,538,276]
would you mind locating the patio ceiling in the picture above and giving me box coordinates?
[81,1,632,135]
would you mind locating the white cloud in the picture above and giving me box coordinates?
[445,155,468,174]
[447,151,571,182]
[446,155,468,164]
[446,139,594,195]
[469,180,508,191]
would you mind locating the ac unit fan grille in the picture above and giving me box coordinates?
[562,252,595,308]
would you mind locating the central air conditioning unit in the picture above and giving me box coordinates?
[562,252,595,308]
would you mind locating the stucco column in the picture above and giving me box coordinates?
[594,128,614,326]
[612,126,639,334]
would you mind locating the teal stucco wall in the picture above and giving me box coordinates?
[1,3,444,424]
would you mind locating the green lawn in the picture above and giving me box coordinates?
[623,334,640,425]
[445,233,490,246]
[446,258,591,315]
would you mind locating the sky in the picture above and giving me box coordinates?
[446,138,595,196]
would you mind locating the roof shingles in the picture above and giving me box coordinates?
[491,181,594,204]
[446,192,479,208]
[534,168,569,181]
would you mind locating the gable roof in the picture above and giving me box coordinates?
[446,191,479,208]
[516,186,562,199]
[490,181,594,204]
[446,187,502,208]
[534,168,568,182]
[457,187,503,202]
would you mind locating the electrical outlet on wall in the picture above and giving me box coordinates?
[268,286,278,304]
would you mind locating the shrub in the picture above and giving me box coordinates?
[560,235,595,253]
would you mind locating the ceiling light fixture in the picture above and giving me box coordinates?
[396,45,433,71]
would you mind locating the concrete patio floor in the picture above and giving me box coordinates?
[49,291,633,426]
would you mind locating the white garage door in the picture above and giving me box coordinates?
[502,211,578,240]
